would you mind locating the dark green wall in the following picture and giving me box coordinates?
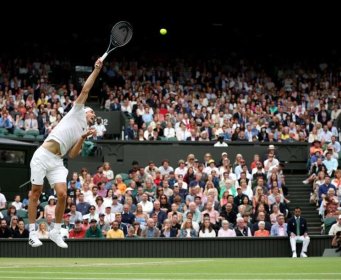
[0,236,332,258]
[0,140,38,200]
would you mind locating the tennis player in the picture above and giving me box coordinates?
[28,59,103,248]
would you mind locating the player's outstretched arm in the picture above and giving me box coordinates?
[75,59,103,105]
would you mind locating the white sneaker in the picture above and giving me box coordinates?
[49,229,68,248]
[28,231,43,247]
[302,180,309,184]
[300,252,308,258]
[292,252,297,258]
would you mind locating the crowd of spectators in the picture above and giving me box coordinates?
[1,56,341,246]
[1,56,341,144]
[2,147,292,239]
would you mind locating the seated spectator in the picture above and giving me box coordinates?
[199,218,217,237]
[24,112,39,133]
[69,220,86,239]
[44,196,56,219]
[11,195,23,210]
[160,219,177,238]
[5,205,17,225]
[37,222,49,239]
[178,219,197,238]
[218,220,236,237]
[270,204,283,224]
[92,117,106,140]
[85,219,103,238]
[0,218,11,238]
[97,213,110,237]
[13,219,29,238]
[254,221,270,237]
[329,215,341,236]
[141,218,160,238]
[234,217,252,237]
[270,214,288,237]
[0,111,14,134]
[9,216,19,236]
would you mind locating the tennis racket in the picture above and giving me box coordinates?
[99,21,133,62]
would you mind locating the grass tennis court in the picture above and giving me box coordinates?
[0,258,340,279]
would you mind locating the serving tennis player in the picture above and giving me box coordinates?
[28,59,103,248]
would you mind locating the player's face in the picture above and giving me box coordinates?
[86,109,96,125]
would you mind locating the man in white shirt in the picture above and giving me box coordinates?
[92,117,106,140]
[138,193,153,214]
[27,59,103,248]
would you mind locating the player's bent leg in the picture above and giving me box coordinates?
[49,183,68,248]
[28,185,43,247]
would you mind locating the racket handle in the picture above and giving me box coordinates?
[100,52,108,62]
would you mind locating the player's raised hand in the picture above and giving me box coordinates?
[95,59,103,70]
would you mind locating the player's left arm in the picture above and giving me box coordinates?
[75,59,103,105]
[68,128,96,159]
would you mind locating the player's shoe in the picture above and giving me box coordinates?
[49,229,68,248]
[28,231,43,247]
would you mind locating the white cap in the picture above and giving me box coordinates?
[84,107,93,113]
[48,196,56,202]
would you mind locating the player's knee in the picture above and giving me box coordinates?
[56,191,67,200]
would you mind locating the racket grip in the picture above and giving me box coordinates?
[100,52,108,62]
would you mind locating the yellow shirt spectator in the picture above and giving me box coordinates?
[106,221,125,238]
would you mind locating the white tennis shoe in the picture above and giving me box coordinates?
[28,231,43,247]
[49,229,68,249]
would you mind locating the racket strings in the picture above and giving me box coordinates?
[111,22,133,47]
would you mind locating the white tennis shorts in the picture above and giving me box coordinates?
[30,146,68,186]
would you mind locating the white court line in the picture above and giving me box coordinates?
[0,259,214,269]
[0,272,341,275]
[1,276,330,280]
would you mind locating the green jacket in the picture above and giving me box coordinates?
[85,226,103,238]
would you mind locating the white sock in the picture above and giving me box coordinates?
[54,223,61,231]
[29,224,35,232]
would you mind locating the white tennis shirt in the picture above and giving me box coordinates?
[45,103,87,156]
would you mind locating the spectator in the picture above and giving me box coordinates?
[0,112,14,134]
[270,214,288,237]
[92,117,106,140]
[234,217,252,237]
[0,219,11,238]
[178,219,197,238]
[37,222,49,239]
[329,215,341,236]
[107,221,125,239]
[44,196,56,219]
[218,220,236,237]
[199,218,217,237]
[85,219,103,238]
[97,213,110,237]
[69,220,86,239]
[24,112,39,133]
[254,221,270,237]
[11,195,23,210]
[13,219,29,238]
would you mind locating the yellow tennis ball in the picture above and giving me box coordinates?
[160,28,167,35]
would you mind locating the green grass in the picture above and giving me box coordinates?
[0,258,340,279]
